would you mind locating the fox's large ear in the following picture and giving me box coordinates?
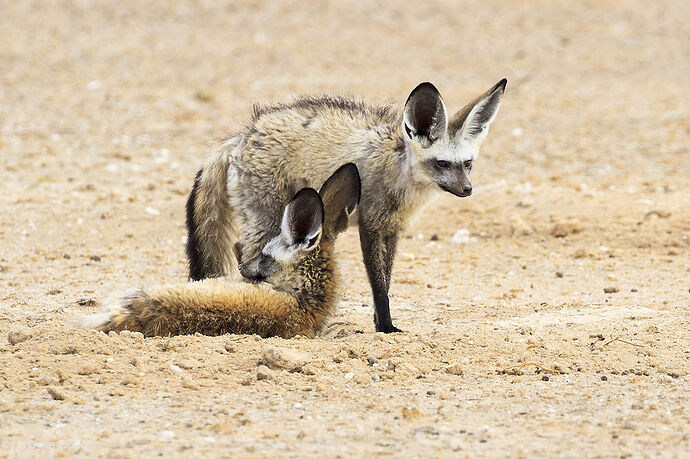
[281,188,324,250]
[319,163,361,238]
[403,82,448,148]
[449,79,506,145]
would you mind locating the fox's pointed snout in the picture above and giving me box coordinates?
[238,258,269,282]
[440,183,473,197]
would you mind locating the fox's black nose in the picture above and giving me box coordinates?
[239,263,266,282]
[462,185,472,196]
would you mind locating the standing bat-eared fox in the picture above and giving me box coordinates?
[186,80,507,332]
[85,164,360,338]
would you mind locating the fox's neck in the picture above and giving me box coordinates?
[373,122,431,189]
[295,245,338,325]
[363,122,437,223]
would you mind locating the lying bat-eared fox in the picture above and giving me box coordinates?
[85,164,360,339]
[186,80,507,332]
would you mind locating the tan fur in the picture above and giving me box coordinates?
[91,165,360,339]
[95,242,338,339]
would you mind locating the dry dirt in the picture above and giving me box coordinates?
[1,1,689,457]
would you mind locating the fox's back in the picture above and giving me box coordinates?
[233,96,401,185]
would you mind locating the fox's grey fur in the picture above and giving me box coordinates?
[186,80,507,332]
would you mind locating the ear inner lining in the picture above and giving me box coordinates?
[283,188,324,245]
[404,82,446,143]
[448,79,506,138]
[319,163,361,236]
[411,98,437,137]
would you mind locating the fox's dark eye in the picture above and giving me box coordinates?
[463,160,473,170]
[436,160,449,168]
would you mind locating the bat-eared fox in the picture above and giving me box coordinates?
[186,80,506,332]
[84,164,360,338]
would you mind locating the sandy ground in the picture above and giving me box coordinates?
[1,1,689,457]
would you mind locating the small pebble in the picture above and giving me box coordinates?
[177,359,196,370]
[182,377,198,390]
[121,376,138,386]
[256,365,272,381]
[603,287,619,294]
[451,229,471,244]
[47,387,67,401]
[260,346,311,372]
[56,369,68,383]
[542,376,550,381]
[572,248,587,259]
[658,374,673,384]
[551,219,583,237]
[8,329,32,345]
[129,331,144,341]
[445,364,464,376]
[78,364,100,376]
[601,375,608,381]
[76,298,97,307]
[354,373,371,385]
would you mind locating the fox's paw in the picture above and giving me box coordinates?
[375,322,403,333]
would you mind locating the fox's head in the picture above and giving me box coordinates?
[403,79,506,197]
[236,163,361,294]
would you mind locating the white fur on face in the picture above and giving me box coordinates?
[262,234,296,264]
[433,135,477,164]
[258,234,313,295]
[408,133,476,168]
[262,228,321,265]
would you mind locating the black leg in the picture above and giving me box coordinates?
[359,226,402,333]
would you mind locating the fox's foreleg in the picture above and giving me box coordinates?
[359,225,401,333]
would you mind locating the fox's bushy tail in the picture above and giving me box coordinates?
[83,279,318,338]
